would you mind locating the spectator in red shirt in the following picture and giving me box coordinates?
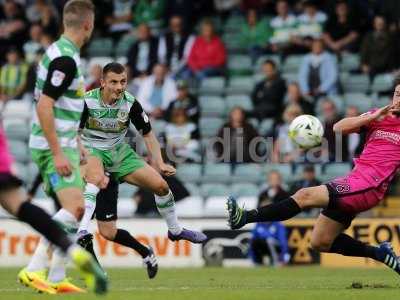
[184,19,226,81]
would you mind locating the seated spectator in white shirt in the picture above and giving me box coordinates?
[137,63,178,119]
[23,23,43,64]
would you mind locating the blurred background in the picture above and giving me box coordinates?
[1,0,400,268]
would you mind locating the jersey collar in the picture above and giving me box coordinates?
[60,35,79,53]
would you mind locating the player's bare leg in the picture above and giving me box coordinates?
[123,164,207,243]
[97,220,158,279]
[227,185,329,229]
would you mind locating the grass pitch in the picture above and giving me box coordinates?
[1,266,400,300]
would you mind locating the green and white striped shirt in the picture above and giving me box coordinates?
[29,35,85,150]
[80,88,151,150]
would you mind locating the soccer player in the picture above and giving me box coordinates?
[77,62,207,245]
[0,118,106,294]
[228,81,400,274]
[18,0,107,293]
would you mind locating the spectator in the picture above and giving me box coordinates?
[127,23,159,78]
[86,64,102,91]
[35,2,59,38]
[238,9,272,64]
[290,164,321,193]
[22,48,44,102]
[345,105,364,160]
[213,0,240,22]
[164,0,197,32]
[321,98,348,162]
[214,107,259,164]
[164,108,200,163]
[298,39,338,98]
[105,0,134,42]
[0,48,28,101]
[165,79,199,124]
[39,32,53,49]
[360,15,396,81]
[258,170,290,205]
[322,0,359,54]
[137,63,177,119]
[269,0,298,56]
[249,215,290,266]
[186,19,226,82]
[26,0,59,24]
[0,0,28,63]
[158,15,195,77]
[272,103,303,163]
[23,23,43,64]
[251,59,286,121]
[294,0,327,49]
[133,0,165,28]
[285,82,314,115]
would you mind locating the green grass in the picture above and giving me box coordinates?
[2,266,400,300]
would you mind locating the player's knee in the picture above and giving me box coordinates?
[310,236,332,252]
[153,179,170,196]
[99,225,117,241]
[74,205,85,221]
[86,173,104,187]
[293,188,314,208]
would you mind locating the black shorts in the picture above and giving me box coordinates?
[95,178,119,222]
[320,207,355,229]
[0,172,23,194]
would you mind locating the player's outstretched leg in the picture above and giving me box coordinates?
[227,185,329,230]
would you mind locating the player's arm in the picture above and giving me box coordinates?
[333,105,392,135]
[36,56,77,175]
[129,100,176,176]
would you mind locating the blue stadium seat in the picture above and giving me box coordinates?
[259,118,274,136]
[322,163,352,182]
[115,34,136,57]
[200,183,230,198]
[263,164,293,182]
[225,94,253,112]
[176,164,202,183]
[340,53,360,72]
[87,38,113,57]
[227,55,252,76]
[199,96,226,117]
[282,55,304,73]
[231,164,262,184]
[344,93,373,113]
[202,163,231,184]
[119,183,138,198]
[230,183,259,197]
[293,164,323,179]
[198,77,226,96]
[199,117,224,138]
[225,76,254,95]
[8,141,29,163]
[371,74,393,94]
[342,74,370,93]
[183,183,201,196]
[4,121,30,142]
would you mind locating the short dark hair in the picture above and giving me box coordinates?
[102,62,126,77]
[263,59,277,69]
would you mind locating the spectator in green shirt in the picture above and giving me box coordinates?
[134,0,165,29]
[239,9,272,64]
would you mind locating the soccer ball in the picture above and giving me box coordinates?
[288,115,324,149]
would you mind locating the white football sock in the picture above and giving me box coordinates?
[26,238,50,272]
[47,209,78,283]
[78,183,100,234]
[154,190,182,235]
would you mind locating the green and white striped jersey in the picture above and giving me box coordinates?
[29,35,85,150]
[80,88,151,150]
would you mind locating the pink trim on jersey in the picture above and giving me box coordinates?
[0,125,13,173]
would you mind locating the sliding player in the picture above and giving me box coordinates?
[228,81,400,275]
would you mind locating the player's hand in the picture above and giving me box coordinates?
[370,105,392,120]
[54,152,72,176]
[158,163,176,177]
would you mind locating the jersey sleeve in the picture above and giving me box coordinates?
[129,100,152,135]
[42,56,77,101]
[79,101,89,129]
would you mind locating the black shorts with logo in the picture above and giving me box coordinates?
[95,178,119,222]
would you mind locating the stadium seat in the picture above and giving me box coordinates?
[282,55,304,73]
[316,95,345,115]
[119,183,138,198]
[282,72,298,84]
[117,200,136,218]
[202,163,231,184]
[344,93,373,112]
[4,120,30,142]
[322,163,352,181]
[151,119,167,135]
[223,15,246,33]
[371,74,393,93]
[200,183,230,198]
[263,164,293,182]
[255,55,281,70]
[342,74,370,93]
[203,196,227,217]
[231,163,262,184]
[2,100,31,120]
[222,32,244,53]
[248,118,259,128]
[340,53,360,72]
[198,77,226,96]
[13,162,28,182]
[175,196,204,217]
[227,55,252,76]
[259,118,274,136]
[176,164,202,183]
[199,96,226,117]
[225,76,254,95]
[184,183,201,196]
[87,37,113,57]
[115,34,136,57]
[236,196,258,210]
[199,117,224,138]
[230,183,259,197]
[8,141,29,163]
[225,94,253,112]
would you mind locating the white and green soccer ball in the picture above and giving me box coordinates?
[288,114,324,149]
